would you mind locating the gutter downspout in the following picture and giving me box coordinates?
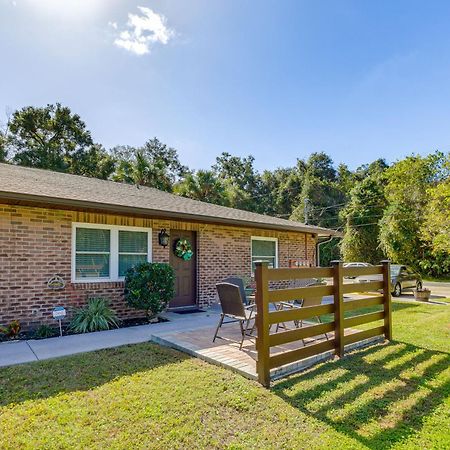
[316,235,334,267]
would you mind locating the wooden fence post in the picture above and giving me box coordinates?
[331,260,344,357]
[381,260,392,340]
[255,261,270,387]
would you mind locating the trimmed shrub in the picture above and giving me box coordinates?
[124,262,175,319]
[70,298,119,333]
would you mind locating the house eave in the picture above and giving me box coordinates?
[0,191,341,237]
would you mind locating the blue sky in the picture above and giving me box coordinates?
[1,0,450,171]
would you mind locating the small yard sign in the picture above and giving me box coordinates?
[52,306,66,337]
[52,306,66,319]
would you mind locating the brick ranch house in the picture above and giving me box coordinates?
[0,163,338,329]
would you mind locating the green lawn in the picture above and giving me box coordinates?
[1,301,449,450]
[424,275,450,282]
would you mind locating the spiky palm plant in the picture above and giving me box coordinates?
[70,298,119,334]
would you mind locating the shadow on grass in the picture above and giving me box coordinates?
[0,342,189,408]
[273,340,450,450]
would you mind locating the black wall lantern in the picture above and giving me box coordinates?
[158,229,170,247]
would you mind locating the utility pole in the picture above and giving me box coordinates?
[304,197,309,224]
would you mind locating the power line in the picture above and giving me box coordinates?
[275,203,386,219]
[344,222,379,229]
[308,201,348,211]
[305,192,388,216]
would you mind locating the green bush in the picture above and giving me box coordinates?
[418,250,450,277]
[33,324,56,339]
[124,262,175,319]
[70,298,119,334]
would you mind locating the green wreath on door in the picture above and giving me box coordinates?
[174,238,194,261]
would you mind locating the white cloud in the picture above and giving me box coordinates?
[112,6,174,56]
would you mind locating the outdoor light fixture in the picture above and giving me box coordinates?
[158,229,170,247]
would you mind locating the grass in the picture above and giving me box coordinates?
[423,276,450,282]
[0,301,449,449]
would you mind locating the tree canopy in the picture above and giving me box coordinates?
[174,169,229,205]
[379,154,443,271]
[1,104,114,178]
[340,174,387,264]
[111,139,188,191]
[1,103,449,277]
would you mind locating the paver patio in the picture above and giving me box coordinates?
[150,319,333,380]
[155,304,385,381]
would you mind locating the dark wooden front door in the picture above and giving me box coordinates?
[169,230,197,308]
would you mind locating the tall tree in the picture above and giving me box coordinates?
[291,176,346,228]
[336,163,354,193]
[379,152,446,272]
[340,175,387,264]
[259,166,303,217]
[290,153,345,228]
[212,152,262,212]
[70,144,116,179]
[354,158,389,181]
[421,167,450,254]
[175,170,229,205]
[112,139,188,191]
[0,131,7,162]
[419,154,450,275]
[3,104,113,178]
[0,113,11,162]
[305,152,337,181]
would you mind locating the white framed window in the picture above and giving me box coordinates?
[251,236,278,272]
[72,223,152,282]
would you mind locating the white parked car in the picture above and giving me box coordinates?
[343,262,373,278]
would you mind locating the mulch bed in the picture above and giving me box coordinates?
[0,316,168,342]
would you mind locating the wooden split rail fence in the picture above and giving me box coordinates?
[254,260,392,387]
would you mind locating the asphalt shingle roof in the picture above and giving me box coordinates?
[0,163,338,236]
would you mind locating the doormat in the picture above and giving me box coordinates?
[172,308,205,315]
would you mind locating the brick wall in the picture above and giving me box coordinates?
[0,204,316,329]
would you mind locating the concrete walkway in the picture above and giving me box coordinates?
[0,308,219,368]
